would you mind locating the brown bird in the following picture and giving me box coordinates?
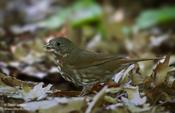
[45,37,160,96]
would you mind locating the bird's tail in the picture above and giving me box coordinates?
[118,57,164,64]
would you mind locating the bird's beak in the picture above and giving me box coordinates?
[44,43,55,52]
[44,43,51,49]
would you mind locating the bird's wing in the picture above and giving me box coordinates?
[67,49,160,69]
[72,50,159,69]
[71,50,125,69]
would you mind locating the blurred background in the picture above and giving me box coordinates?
[0,0,175,88]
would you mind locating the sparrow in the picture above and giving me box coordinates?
[45,37,160,96]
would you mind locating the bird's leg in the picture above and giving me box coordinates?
[79,84,94,96]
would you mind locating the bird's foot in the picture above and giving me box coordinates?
[79,85,94,96]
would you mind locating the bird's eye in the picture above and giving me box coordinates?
[56,42,60,46]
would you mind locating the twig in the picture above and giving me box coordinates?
[0,72,36,87]
[85,86,108,113]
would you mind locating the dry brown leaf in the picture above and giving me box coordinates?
[152,55,170,86]
[0,72,35,87]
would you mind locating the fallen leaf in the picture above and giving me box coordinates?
[152,55,170,86]
[24,82,52,102]
[20,97,84,112]
[123,86,147,106]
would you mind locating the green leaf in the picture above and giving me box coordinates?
[135,6,175,29]
[39,0,102,29]
[39,9,71,29]
[70,1,102,27]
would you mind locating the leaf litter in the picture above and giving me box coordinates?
[1,1,175,113]
[0,38,174,113]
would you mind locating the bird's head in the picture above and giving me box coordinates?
[45,37,76,58]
